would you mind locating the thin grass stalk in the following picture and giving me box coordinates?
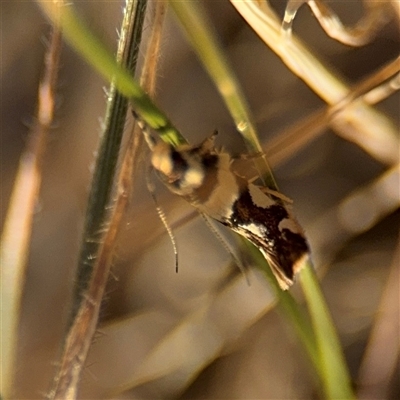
[70,0,147,321]
[169,0,321,376]
[357,242,400,399]
[48,1,168,397]
[170,2,354,398]
[169,0,278,190]
[168,1,322,375]
[48,1,147,398]
[300,265,355,399]
[0,22,62,398]
[244,243,320,372]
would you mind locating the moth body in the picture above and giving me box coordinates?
[151,135,309,290]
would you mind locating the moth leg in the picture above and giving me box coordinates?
[197,130,218,155]
[146,166,179,272]
[229,151,264,165]
[131,109,157,151]
[244,177,293,204]
[229,152,266,182]
[258,186,293,204]
[241,151,265,161]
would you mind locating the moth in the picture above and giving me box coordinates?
[150,133,309,290]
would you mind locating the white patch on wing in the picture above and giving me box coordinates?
[278,217,302,234]
[248,184,276,208]
[240,222,264,237]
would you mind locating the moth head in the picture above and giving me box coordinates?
[151,141,206,193]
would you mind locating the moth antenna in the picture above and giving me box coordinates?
[146,167,179,272]
[132,109,156,151]
[200,212,251,285]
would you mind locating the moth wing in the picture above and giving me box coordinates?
[226,184,309,290]
[258,246,308,290]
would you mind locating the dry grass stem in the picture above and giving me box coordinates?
[0,23,62,398]
[108,271,275,397]
[309,165,400,265]
[266,57,400,166]
[357,243,400,399]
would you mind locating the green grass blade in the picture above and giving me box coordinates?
[37,0,184,146]
[70,0,147,320]
[170,0,278,189]
[300,264,355,399]
[244,241,320,372]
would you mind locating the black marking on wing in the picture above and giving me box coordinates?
[224,188,309,282]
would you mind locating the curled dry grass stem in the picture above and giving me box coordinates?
[231,0,398,165]
[284,0,390,47]
[0,22,62,398]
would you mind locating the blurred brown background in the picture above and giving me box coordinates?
[1,1,399,399]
